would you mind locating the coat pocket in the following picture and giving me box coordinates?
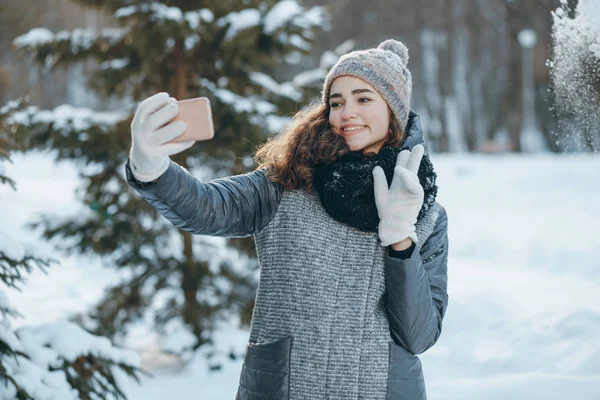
[236,336,292,400]
[386,341,427,400]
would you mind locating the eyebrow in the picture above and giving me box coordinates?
[329,88,375,99]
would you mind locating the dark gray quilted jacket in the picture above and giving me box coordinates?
[125,115,449,400]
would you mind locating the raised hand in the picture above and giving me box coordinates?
[129,92,194,182]
[372,144,425,246]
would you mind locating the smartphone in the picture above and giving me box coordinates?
[168,97,215,143]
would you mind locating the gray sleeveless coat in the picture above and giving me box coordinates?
[126,139,449,400]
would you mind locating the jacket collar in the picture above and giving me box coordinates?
[401,110,425,150]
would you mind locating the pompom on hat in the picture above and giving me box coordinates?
[322,39,413,131]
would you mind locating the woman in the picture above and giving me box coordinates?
[126,39,449,400]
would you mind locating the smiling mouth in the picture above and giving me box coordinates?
[341,125,367,136]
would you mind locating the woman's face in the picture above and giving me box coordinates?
[328,76,391,154]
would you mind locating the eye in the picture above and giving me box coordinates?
[358,97,372,103]
[330,101,341,108]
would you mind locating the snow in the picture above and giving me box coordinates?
[288,34,311,51]
[0,318,141,399]
[265,114,292,134]
[0,307,140,400]
[19,321,140,366]
[298,6,328,32]
[185,9,214,27]
[184,34,200,50]
[264,1,304,34]
[0,318,21,351]
[581,0,600,25]
[99,58,130,70]
[284,50,303,64]
[249,72,302,101]
[263,2,327,35]
[13,27,128,52]
[580,0,600,58]
[217,9,261,41]
[292,69,326,87]
[12,28,54,47]
[0,229,26,262]
[287,39,355,88]
[0,157,142,399]
[115,3,182,23]
[550,0,600,151]
[7,104,129,132]
[1,150,599,399]
[212,2,327,40]
[199,78,277,115]
[115,3,214,31]
[0,290,10,310]
[113,5,137,18]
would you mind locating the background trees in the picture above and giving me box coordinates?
[3,0,597,153]
[2,0,327,365]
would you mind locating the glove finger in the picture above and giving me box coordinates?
[390,166,406,192]
[400,167,423,195]
[154,120,187,145]
[147,101,179,131]
[406,144,425,174]
[138,92,170,120]
[395,149,410,169]
[372,166,389,217]
[157,140,195,157]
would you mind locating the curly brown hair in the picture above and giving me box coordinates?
[254,101,405,191]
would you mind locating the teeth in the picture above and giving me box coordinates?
[343,126,365,132]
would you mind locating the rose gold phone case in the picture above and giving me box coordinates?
[168,97,215,143]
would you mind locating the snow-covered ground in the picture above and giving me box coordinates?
[1,151,599,400]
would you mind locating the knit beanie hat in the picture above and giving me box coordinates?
[322,39,413,131]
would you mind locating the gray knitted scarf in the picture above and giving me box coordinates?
[313,146,438,232]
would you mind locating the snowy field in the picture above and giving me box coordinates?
[1,151,599,400]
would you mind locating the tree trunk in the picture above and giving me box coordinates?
[172,45,206,344]
[504,4,524,152]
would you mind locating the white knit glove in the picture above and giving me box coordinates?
[372,144,425,246]
[129,92,194,182]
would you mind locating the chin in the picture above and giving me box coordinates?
[346,142,365,152]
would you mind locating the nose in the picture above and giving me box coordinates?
[341,104,357,121]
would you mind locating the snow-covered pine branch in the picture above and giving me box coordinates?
[0,148,142,399]
[114,3,214,52]
[291,39,356,90]
[12,27,130,69]
[263,1,328,39]
[114,3,214,28]
[0,227,142,400]
[216,0,328,52]
[0,311,144,400]
[2,100,130,156]
[198,78,292,133]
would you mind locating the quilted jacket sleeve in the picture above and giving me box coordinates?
[384,206,449,355]
[125,158,283,237]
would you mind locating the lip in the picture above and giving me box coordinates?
[340,125,367,136]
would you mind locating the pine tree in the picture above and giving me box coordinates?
[0,105,143,399]
[2,0,328,365]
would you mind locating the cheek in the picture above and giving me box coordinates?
[328,113,338,130]
[365,104,387,123]
[378,110,391,132]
